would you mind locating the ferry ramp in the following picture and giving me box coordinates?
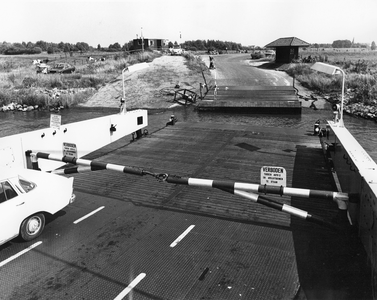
[197,86,302,113]
[61,120,372,299]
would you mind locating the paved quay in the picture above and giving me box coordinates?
[67,115,371,299]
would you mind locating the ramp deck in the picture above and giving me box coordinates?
[197,86,302,113]
[69,120,370,299]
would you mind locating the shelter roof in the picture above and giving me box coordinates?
[265,37,310,48]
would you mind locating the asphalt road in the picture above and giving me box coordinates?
[204,54,293,86]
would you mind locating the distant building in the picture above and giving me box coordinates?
[265,37,310,63]
[132,38,169,51]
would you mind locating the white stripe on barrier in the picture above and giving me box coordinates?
[234,190,259,202]
[188,178,213,187]
[107,164,126,172]
[282,204,308,219]
[283,187,311,198]
[75,158,91,166]
[234,182,259,192]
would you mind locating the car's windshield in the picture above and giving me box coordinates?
[18,176,36,193]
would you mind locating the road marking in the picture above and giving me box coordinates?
[114,273,146,300]
[170,225,195,248]
[0,241,42,268]
[73,206,105,224]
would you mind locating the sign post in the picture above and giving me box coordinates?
[50,114,61,130]
[62,142,77,158]
[260,166,287,187]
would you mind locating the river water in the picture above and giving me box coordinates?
[1,105,377,163]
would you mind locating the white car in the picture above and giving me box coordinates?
[0,167,75,245]
[169,47,184,55]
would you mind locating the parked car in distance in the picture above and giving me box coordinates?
[250,51,266,59]
[36,63,51,74]
[169,47,184,56]
[250,50,275,60]
[0,167,75,245]
[48,63,76,74]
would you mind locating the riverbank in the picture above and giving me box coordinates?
[78,54,329,111]
[1,53,375,121]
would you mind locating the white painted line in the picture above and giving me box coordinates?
[170,225,195,248]
[0,241,42,267]
[114,273,146,300]
[73,206,105,224]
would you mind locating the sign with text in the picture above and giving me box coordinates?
[50,114,61,130]
[63,142,77,158]
[260,166,287,187]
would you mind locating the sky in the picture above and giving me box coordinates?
[2,0,377,48]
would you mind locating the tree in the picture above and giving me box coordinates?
[35,40,47,51]
[109,42,121,50]
[75,42,89,52]
[372,41,376,51]
[47,46,54,54]
[26,42,34,48]
[332,39,352,48]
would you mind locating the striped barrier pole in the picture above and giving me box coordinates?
[30,152,145,176]
[28,151,345,228]
[164,176,340,229]
[51,166,93,175]
[232,190,338,229]
[165,175,349,210]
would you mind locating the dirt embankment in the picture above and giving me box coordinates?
[80,54,327,111]
[79,55,206,110]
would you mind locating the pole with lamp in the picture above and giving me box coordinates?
[120,67,127,114]
[310,62,345,127]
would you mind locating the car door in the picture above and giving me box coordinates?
[0,181,28,244]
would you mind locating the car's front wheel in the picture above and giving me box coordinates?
[20,213,45,241]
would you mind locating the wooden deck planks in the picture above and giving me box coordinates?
[197,86,302,112]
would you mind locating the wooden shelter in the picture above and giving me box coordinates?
[132,38,169,51]
[265,37,310,63]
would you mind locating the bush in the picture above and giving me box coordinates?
[3,47,42,55]
[0,90,13,105]
[348,74,377,105]
[22,77,38,88]
[78,76,106,89]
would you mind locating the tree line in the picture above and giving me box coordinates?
[1,38,375,56]
[311,40,376,50]
[0,39,250,55]
[181,39,245,51]
[0,40,135,55]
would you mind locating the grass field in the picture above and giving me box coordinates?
[287,49,377,107]
[0,51,162,108]
[1,49,376,114]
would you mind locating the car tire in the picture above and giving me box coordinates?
[20,213,45,241]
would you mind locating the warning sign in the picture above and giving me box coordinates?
[260,166,287,187]
[63,142,77,158]
[50,114,61,130]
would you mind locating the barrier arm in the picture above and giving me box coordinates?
[164,175,349,210]
[27,151,348,230]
